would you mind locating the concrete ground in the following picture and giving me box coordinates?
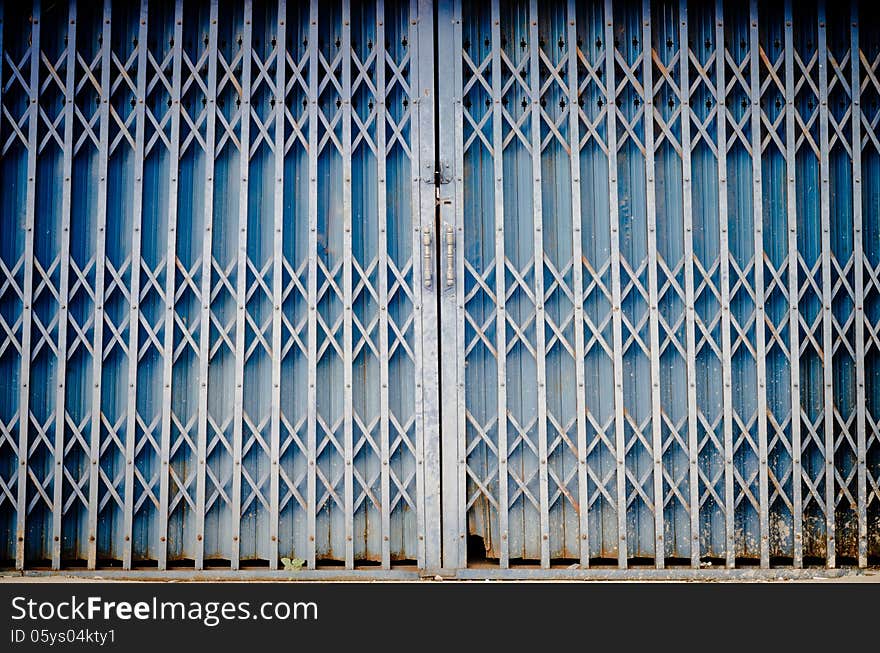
[1,568,878,582]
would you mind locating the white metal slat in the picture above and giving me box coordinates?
[51,0,78,571]
[437,0,466,571]
[678,0,701,569]
[849,0,868,570]
[604,0,629,568]
[816,2,836,568]
[527,0,551,571]
[783,0,805,569]
[490,0,511,569]
[714,0,736,567]
[15,0,40,571]
[748,0,771,569]
[269,0,287,571]
[121,0,149,571]
[341,0,354,570]
[417,0,442,574]
[157,0,184,571]
[85,1,111,571]
[195,0,220,570]
[565,0,590,568]
[305,0,318,570]
[641,0,665,569]
[375,0,391,572]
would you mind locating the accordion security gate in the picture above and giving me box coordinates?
[0,0,441,574]
[0,0,877,578]
[437,0,880,573]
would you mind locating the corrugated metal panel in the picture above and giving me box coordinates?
[437,0,880,571]
[0,0,877,576]
[0,0,439,571]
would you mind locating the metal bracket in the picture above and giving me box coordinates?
[437,159,453,185]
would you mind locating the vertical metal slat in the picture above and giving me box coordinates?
[375,0,391,570]
[157,0,184,572]
[849,0,868,569]
[715,0,736,567]
[527,0,551,570]
[305,0,318,570]
[678,0,701,569]
[490,0,510,569]
[641,0,665,568]
[15,0,39,570]
[437,0,466,570]
[341,0,354,570]
[453,0,467,571]
[816,1,836,568]
[783,0,804,569]
[565,0,589,568]
[748,0,770,568]
[604,0,628,568]
[0,3,4,144]
[417,0,441,574]
[268,0,287,571]
[121,0,150,570]
[86,0,111,570]
[51,0,78,570]
[230,0,253,570]
[195,0,219,570]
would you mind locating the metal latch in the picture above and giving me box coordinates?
[445,224,454,287]
[423,226,433,288]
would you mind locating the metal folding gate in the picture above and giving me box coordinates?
[0,0,440,573]
[0,0,878,578]
[436,0,880,574]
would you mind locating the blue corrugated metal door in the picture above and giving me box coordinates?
[1,0,879,577]
[436,0,880,573]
